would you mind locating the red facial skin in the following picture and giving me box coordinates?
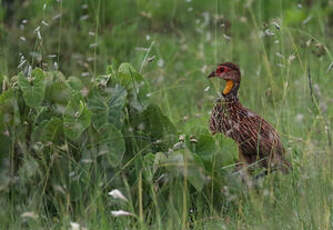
[208,65,232,79]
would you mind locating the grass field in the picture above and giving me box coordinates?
[0,0,332,229]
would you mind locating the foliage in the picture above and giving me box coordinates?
[0,0,333,229]
[0,62,218,228]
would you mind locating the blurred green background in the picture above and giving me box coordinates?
[1,0,332,125]
[0,0,332,229]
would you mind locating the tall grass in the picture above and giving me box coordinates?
[0,0,332,229]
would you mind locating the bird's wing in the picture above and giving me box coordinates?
[232,107,284,156]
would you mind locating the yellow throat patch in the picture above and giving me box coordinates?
[223,80,234,95]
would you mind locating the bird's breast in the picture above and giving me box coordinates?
[209,101,240,137]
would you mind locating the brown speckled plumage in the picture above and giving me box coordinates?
[208,62,291,173]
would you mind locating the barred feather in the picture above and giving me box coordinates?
[210,97,291,172]
[209,63,291,173]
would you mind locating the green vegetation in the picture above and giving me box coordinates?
[0,0,332,229]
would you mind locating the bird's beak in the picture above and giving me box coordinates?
[208,71,216,78]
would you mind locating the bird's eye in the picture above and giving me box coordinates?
[219,67,225,72]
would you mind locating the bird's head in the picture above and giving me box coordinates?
[208,62,241,97]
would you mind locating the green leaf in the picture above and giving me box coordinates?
[153,152,167,173]
[94,74,111,88]
[126,103,177,154]
[63,93,91,141]
[128,85,149,112]
[31,117,63,143]
[45,80,72,106]
[215,135,238,166]
[108,84,127,128]
[45,71,66,83]
[95,124,125,167]
[133,104,177,152]
[87,89,108,130]
[187,134,216,159]
[18,68,47,108]
[117,63,138,87]
[159,149,207,192]
[115,63,150,111]
[143,104,176,139]
[88,84,127,130]
[66,76,83,91]
[106,64,117,76]
[284,8,306,26]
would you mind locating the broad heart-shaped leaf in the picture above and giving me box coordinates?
[127,85,149,112]
[87,84,127,130]
[31,117,63,143]
[106,64,117,76]
[158,149,207,192]
[141,104,177,151]
[186,132,235,171]
[66,76,83,91]
[18,68,46,109]
[129,104,177,153]
[45,71,66,83]
[187,134,216,159]
[45,80,72,106]
[115,63,150,111]
[87,89,108,130]
[108,84,127,128]
[63,93,91,141]
[117,63,138,87]
[95,124,125,168]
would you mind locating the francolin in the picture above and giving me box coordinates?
[208,62,291,174]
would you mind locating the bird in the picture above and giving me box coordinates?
[208,62,291,175]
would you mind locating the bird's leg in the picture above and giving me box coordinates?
[235,150,248,171]
[236,147,253,187]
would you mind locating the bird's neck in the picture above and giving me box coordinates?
[216,94,239,112]
[221,81,239,102]
[222,92,238,102]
